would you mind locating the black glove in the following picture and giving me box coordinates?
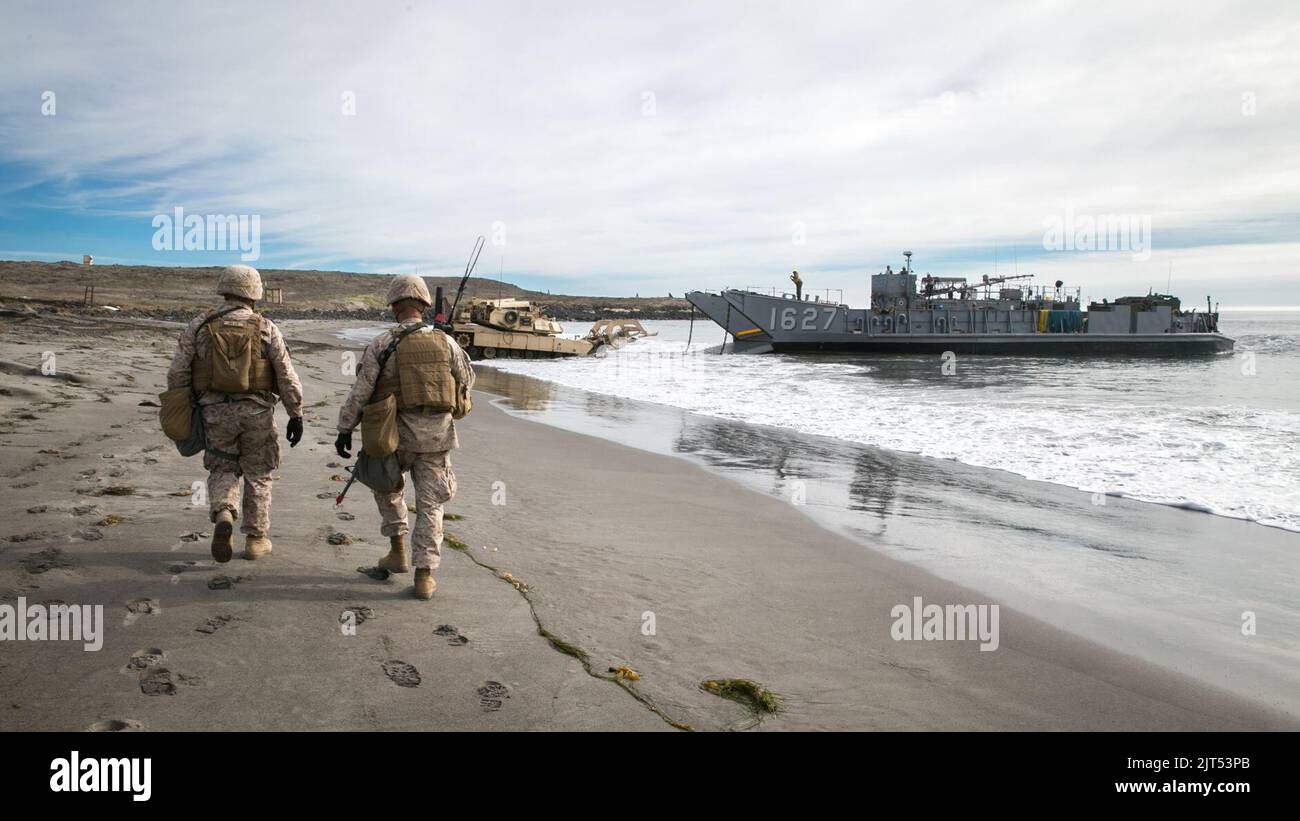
[286,416,303,448]
[335,431,352,459]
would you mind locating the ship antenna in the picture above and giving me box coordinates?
[904,250,912,274]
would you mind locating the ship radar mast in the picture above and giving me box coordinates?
[903,251,912,274]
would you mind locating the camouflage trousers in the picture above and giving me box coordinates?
[372,449,457,570]
[202,400,280,538]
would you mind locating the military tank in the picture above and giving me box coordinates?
[446,297,609,360]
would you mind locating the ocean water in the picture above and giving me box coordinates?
[440,311,1300,533]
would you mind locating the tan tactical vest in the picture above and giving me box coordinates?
[374,328,456,412]
[192,314,276,396]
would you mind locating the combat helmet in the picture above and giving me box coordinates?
[386,274,433,307]
[217,264,264,301]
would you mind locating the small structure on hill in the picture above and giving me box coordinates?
[79,257,96,305]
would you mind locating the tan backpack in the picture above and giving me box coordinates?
[193,314,275,395]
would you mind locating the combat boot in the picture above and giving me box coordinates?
[211,510,234,563]
[414,568,436,600]
[245,534,273,560]
[378,535,411,573]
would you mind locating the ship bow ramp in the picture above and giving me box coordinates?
[685,290,775,353]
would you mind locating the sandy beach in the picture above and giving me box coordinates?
[1,311,1295,731]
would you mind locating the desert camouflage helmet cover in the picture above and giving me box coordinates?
[216,264,264,301]
[386,274,433,307]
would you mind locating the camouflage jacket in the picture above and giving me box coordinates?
[337,319,474,453]
[166,300,305,417]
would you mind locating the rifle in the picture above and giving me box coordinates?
[335,465,358,507]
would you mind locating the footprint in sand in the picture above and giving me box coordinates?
[356,566,391,581]
[122,598,159,626]
[89,719,144,732]
[433,624,469,646]
[477,681,510,711]
[340,606,375,625]
[196,614,242,634]
[138,667,201,696]
[8,530,55,543]
[125,598,159,615]
[125,648,165,671]
[21,548,71,574]
[139,667,177,696]
[207,575,244,590]
[382,660,421,688]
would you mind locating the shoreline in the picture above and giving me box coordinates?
[0,313,1294,730]
[478,358,1300,534]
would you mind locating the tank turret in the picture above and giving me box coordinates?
[462,298,565,336]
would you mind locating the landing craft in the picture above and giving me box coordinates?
[686,252,1233,355]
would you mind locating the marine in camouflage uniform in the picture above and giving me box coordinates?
[335,274,474,600]
[167,265,305,562]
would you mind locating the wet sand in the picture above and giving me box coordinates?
[0,312,1294,731]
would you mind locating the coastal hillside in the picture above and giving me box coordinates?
[0,260,691,321]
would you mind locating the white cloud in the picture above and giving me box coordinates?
[1,0,1298,300]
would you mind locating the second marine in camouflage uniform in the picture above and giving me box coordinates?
[335,274,473,600]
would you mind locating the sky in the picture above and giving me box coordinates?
[1,0,1298,307]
